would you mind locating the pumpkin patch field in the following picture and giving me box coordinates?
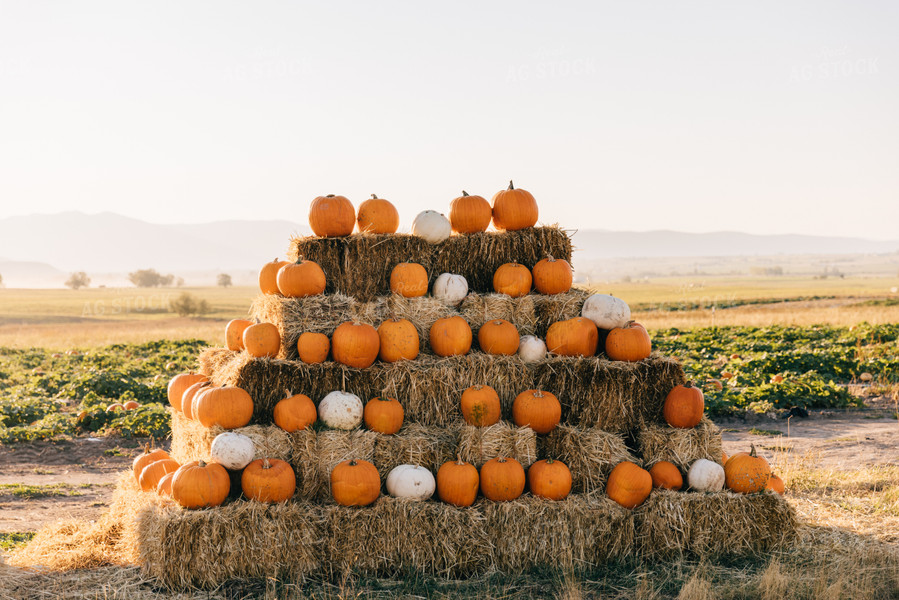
[2,214,898,598]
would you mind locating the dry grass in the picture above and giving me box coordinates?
[637,418,724,471]
[289,226,572,301]
[198,348,684,431]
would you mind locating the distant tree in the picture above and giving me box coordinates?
[217,273,233,288]
[129,268,176,288]
[169,292,212,317]
[175,277,185,287]
[65,271,91,290]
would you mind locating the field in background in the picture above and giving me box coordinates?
[0,275,897,349]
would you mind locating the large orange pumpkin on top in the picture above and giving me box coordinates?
[356,194,399,234]
[309,194,355,237]
[449,191,492,233]
[491,181,538,231]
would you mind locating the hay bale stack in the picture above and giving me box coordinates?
[636,417,723,470]
[323,497,492,577]
[169,411,292,465]
[289,429,379,501]
[540,426,637,493]
[635,489,799,559]
[482,493,635,571]
[372,423,459,479]
[457,422,537,468]
[197,348,685,431]
[289,226,572,301]
[137,497,324,588]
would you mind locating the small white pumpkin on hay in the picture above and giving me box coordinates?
[319,391,364,430]
[386,464,436,501]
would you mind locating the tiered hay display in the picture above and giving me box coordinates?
[119,193,797,588]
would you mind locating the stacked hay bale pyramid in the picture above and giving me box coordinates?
[118,187,797,588]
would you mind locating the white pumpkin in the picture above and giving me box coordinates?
[518,335,547,363]
[318,391,364,430]
[210,431,255,470]
[386,464,436,501]
[581,294,631,330]
[412,210,451,244]
[688,459,725,492]
[432,273,469,306]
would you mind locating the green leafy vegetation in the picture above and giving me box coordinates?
[0,532,35,551]
[0,339,205,443]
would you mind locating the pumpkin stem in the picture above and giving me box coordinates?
[533,390,544,398]
[198,460,206,468]
[349,459,357,466]
[295,255,305,264]
[625,320,636,328]
[284,389,292,399]
[545,458,554,464]
[498,457,508,463]
[262,457,271,469]
[371,194,378,199]
[546,254,555,262]
[750,444,758,458]
[456,454,465,465]
[685,380,693,389]
[462,190,469,196]
[508,180,514,190]
[326,194,335,197]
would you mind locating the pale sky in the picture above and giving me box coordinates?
[1,1,897,239]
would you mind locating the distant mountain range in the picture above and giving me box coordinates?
[0,212,896,287]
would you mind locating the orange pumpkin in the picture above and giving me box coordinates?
[511,389,561,435]
[491,180,538,231]
[194,386,254,429]
[139,458,181,492]
[377,318,420,362]
[156,471,175,497]
[766,474,786,495]
[331,321,380,368]
[493,262,533,297]
[724,444,771,494]
[449,191,492,234]
[123,400,140,410]
[606,461,652,509]
[171,460,230,509]
[460,385,501,427]
[276,258,326,297]
[429,316,472,357]
[259,258,289,295]
[181,380,212,419]
[357,194,399,234]
[663,381,705,429]
[605,321,652,362]
[273,391,317,432]
[480,457,526,501]
[437,458,480,507]
[309,194,355,237]
[133,447,171,483]
[167,373,206,411]
[528,458,572,500]
[532,256,572,295]
[546,317,599,357]
[226,319,253,351]
[722,451,729,464]
[331,459,381,506]
[363,396,404,434]
[241,458,296,503]
[243,322,281,358]
[477,319,520,355]
[649,461,683,490]
[389,262,428,298]
[297,332,330,364]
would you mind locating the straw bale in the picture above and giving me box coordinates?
[289,428,379,501]
[323,496,491,577]
[372,423,460,478]
[199,348,685,431]
[635,489,799,559]
[289,226,573,301]
[637,417,723,471]
[533,353,685,431]
[137,498,324,588]
[482,492,635,572]
[540,426,638,493]
[457,421,537,468]
[169,410,292,465]
[459,290,587,338]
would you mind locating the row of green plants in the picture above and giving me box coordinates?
[0,325,895,442]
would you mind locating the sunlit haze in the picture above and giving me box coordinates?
[1,1,897,239]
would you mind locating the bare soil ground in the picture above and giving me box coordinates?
[1,402,895,534]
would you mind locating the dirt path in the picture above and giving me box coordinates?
[0,408,896,533]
